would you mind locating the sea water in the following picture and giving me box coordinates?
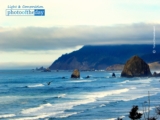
[0,70,160,120]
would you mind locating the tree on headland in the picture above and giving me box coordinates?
[129,105,142,120]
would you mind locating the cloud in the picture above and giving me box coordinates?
[0,23,160,51]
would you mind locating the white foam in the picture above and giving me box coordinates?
[130,87,137,89]
[83,88,159,105]
[120,80,129,84]
[58,112,79,118]
[106,118,116,120]
[27,84,44,88]
[122,88,160,102]
[57,94,66,98]
[20,98,95,119]
[21,103,52,114]
[0,114,15,118]
[129,78,152,84]
[99,104,106,107]
[85,88,129,99]
[106,116,125,120]
[120,116,125,118]
[12,112,63,120]
[14,112,78,120]
[69,80,94,83]
[0,96,20,103]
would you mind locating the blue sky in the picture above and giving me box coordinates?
[0,0,160,69]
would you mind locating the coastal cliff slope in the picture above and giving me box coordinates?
[49,45,160,70]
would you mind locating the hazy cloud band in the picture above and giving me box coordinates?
[0,23,160,51]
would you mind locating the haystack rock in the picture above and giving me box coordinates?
[71,69,80,78]
[121,55,152,77]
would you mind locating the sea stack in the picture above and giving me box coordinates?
[121,55,152,77]
[153,72,160,77]
[112,73,116,77]
[71,69,80,78]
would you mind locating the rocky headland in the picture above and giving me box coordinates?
[49,45,160,70]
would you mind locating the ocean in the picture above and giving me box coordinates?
[0,70,160,120]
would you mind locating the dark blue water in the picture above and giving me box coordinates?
[0,70,160,120]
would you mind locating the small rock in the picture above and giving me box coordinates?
[112,73,116,77]
[43,68,51,72]
[85,76,90,78]
[152,72,160,77]
[71,69,80,78]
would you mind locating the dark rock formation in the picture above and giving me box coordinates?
[85,76,90,79]
[121,55,152,77]
[36,67,51,72]
[112,73,116,77]
[71,69,80,78]
[42,68,51,72]
[36,66,45,71]
[152,72,160,77]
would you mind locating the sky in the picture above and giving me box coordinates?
[0,0,160,69]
